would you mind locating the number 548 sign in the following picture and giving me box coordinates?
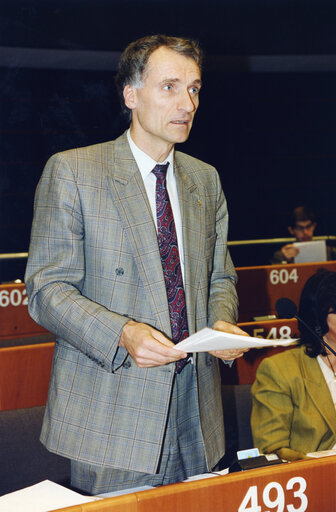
[239,477,307,512]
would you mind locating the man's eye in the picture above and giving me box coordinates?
[189,87,199,94]
[163,84,173,91]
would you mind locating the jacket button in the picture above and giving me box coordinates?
[123,360,131,369]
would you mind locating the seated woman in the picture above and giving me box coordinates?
[251,269,336,461]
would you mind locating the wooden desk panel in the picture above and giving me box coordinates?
[55,495,138,511]
[221,318,299,385]
[236,260,336,322]
[236,318,299,384]
[0,342,54,410]
[53,456,336,512]
[2,263,335,337]
[0,283,49,339]
[238,317,299,339]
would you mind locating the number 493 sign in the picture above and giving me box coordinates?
[238,477,308,512]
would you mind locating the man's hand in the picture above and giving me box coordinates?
[281,244,299,262]
[119,320,188,368]
[209,320,249,361]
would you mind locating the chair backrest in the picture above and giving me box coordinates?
[0,406,70,496]
[221,385,253,466]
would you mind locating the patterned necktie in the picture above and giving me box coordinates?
[152,163,189,373]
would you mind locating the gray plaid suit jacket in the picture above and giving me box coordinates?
[25,131,238,474]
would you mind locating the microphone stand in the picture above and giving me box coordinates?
[295,314,336,358]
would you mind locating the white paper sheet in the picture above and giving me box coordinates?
[0,480,99,512]
[293,240,327,263]
[306,449,336,458]
[98,485,154,498]
[174,327,297,352]
[182,473,220,482]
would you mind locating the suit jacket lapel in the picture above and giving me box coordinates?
[302,350,336,436]
[175,154,205,335]
[104,133,171,336]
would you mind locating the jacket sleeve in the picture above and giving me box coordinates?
[25,152,130,372]
[251,356,308,461]
[207,171,238,327]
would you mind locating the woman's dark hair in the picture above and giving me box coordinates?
[298,269,336,357]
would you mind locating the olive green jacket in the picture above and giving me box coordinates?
[251,346,336,461]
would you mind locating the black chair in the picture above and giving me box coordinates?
[0,406,70,496]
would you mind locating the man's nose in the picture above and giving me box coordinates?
[178,90,196,112]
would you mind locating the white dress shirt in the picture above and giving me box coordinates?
[317,355,336,449]
[127,130,185,281]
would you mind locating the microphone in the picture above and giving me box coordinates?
[275,297,336,358]
[275,298,298,320]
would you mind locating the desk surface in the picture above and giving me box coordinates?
[55,455,336,512]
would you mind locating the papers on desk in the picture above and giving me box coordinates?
[0,480,99,512]
[182,468,229,482]
[293,240,327,263]
[98,485,154,498]
[174,327,297,352]
[307,449,336,458]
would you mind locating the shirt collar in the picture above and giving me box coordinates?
[127,129,174,180]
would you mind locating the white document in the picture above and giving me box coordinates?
[174,327,297,352]
[0,480,99,512]
[98,485,154,498]
[293,240,327,263]
[306,449,336,458]
[182,473,219,482]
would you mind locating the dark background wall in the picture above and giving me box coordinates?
[1,0,336,279]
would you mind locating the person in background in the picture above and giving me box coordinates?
[251,269,336,461]
[25,34,247,494]
[271,206,317,264]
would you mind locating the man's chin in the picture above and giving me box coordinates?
[168,123,192,143]
[171,131,192,145]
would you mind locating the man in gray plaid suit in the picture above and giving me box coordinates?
[25,35,247,494]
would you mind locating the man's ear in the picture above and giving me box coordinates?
[288,226,294,236]
[123,85,137,110]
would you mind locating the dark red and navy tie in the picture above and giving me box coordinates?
[152,163,189,373]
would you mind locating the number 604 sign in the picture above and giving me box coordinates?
[238,477,307,512]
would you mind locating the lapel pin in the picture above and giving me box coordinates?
[198,199,202,207]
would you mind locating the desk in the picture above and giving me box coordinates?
[0,342,54,410]
[2,264,336,336]
[221,318,299,384]
[54,455,336,511]
[236,261,336,322]
[236,318,299,384]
